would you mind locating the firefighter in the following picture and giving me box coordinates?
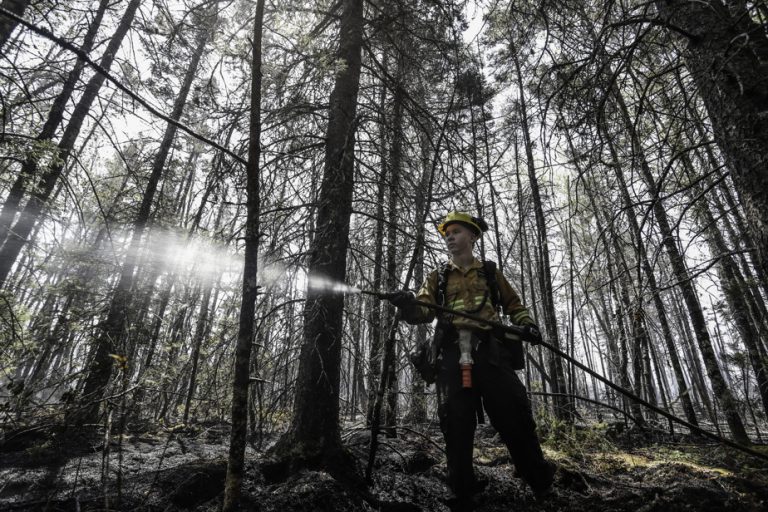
[389,211,555,510]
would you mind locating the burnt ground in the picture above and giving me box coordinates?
[1,420,767,511]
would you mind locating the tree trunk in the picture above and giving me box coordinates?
[222,0,263,507]
[405,117,434,424]
[183,282,214,423]
[678,80,768,345]
[130,274,175,414]
[511,43,573,422]
[349,298,367,420]
[382,55,405,437]
[0,0,142,287]
[156,301,194,422]
[710,183,768,332]
[72,8,212,424]
[681,153,768,417]
[581,175,641,419]
[269,0,363,470]
[610,87,749,443]
[0,0,109,248]
[613,260,645,423]
[0,0,29,51]
[632,307,658,414]
[599,126,699,426]
[365,73,387,427]
[672,293,719,428]
[656,0,768,282]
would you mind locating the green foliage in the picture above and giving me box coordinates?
[0,292,29,369]
[538,416,619,460]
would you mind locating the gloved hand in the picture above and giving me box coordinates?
[388,290,415,308]
[522,324,543,345]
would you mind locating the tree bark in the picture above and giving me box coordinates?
[0,0,142,287]
[655,0,768,282]
[222,0,263,507]
[72,7,212,424]
[269,0,364,469]
[0,0,29,51]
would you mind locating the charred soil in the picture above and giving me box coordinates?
[1,420,766,511]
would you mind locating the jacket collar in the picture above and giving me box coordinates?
[447,256,482,273]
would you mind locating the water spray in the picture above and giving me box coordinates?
[307,275,413,303]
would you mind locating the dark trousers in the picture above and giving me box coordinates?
[436,336,551,497]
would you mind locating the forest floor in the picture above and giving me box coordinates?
[1,418,767,511]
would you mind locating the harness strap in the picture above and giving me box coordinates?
[437,260,501,314]
[480,260,502,313]
[436,262,451,308]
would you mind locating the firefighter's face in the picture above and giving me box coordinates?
[443,223,477,256]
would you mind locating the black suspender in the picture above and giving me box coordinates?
[436,260,500,313]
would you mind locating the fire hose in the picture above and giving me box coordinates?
[360,289,768,464]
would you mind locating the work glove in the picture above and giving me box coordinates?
[388,290,416,309]
[522,324,543,345]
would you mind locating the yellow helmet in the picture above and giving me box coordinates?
[437,212,489,236]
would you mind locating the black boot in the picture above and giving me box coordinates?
[446,495,474,512]
[530,460,556,500]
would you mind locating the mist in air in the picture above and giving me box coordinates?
[136,229,291,289]
[137,230,367,296]
[307,275,361,295]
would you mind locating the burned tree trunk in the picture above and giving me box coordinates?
[404,112,435,425]
[269,0,364,470]
[511,44,573,422]
[0,0,109,248]
[381,55,406,437]
[221,0,264,508]
[680,152,768,417]
[365,74,388,427]
[600,128,699,427]
[610,88,750,444]
[183,283,214,424]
